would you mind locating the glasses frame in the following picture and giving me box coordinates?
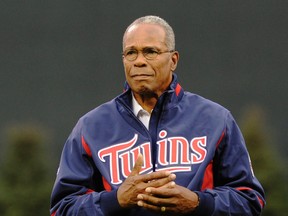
[122,48,175,61]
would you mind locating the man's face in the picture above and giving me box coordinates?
[122,23,179,98]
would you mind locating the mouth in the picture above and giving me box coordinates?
[131,74,153,80]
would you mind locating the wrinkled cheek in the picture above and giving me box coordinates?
[124,67,131,80]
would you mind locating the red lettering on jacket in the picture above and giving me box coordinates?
[191,136,207,163]
[98,134,138,184]
[98,131,208,185]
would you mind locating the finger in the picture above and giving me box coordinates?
[145,173,176,188]
[148,181,176,191]
[140,170,172,183]
[145,182,176,198]
[129,153,143,176]
[168,181,176,188]
[137,200,165,212]
[137,193,171,208]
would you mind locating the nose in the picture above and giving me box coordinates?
[134,51,147,67]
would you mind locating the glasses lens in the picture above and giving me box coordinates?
[124,50,137,61]
[123,49,167,61]
[144,49,158,60]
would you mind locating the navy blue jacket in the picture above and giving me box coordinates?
[50,74,265,215]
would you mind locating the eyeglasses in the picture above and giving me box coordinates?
[122,48,174,61]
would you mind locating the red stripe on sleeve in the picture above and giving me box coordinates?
[216,130,225,148]
[201,161,214,190]
[81,136,92,157]
[86,189,95,194]
[257,197,265,208]
[175,83,181,96]
[236,186,252,191]
[201,131,226,190]
[102,176,112,191]
[236,187,265,208]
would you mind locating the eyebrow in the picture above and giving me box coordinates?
[124,46,160,51]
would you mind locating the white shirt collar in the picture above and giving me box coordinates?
[132,93,143,117]
[131,93,151,129]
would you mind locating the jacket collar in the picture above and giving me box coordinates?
[120,73,184,109]
[123,73,183,95]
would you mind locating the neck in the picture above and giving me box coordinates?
[133,93,158,113]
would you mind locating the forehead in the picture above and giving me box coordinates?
[124,23,166,49]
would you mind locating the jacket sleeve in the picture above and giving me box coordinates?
[194,112,266,216]
[50,121,123,216]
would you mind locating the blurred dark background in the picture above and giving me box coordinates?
[0,0,287,215]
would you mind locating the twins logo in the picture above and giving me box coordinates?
[98,130,207,184]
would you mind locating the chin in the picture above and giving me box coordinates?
[134,86,156,97]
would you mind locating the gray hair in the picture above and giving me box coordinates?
[123,15,175,50]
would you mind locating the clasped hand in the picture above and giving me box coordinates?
[117,154,199,215]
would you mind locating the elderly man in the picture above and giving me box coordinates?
[50,15,265,216]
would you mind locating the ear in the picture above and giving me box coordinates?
[170,51,179,72]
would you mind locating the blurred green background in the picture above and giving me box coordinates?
[0,0,287,215]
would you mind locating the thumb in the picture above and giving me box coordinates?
[130,153,143,176]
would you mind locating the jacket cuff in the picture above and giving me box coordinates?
[100,189,123,215]
[193,191,215,216]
